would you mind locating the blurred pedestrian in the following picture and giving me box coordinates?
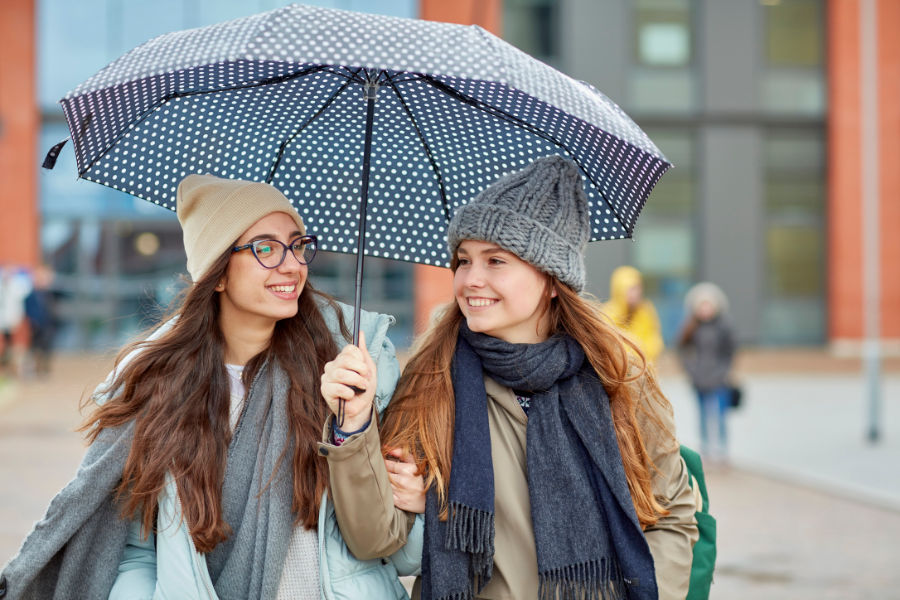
[0,266,32,378]
[601,265,665,363]
[1,175,422,599]
[24,264,59,377]
[321,156,699,600]
[677,282,736,464]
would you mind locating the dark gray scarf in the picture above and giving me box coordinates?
[1,363,297,600]
[206,362,297,599]
[421,324,657,600]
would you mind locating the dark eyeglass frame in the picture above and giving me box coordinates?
[231,234,318,269]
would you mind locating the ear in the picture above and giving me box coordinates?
[550,284,558,299]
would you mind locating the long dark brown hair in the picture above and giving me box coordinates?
[379,262,673,529]
[80,248,348,552]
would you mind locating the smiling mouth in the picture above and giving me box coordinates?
[467,298,497,307]
[268,284,297,294]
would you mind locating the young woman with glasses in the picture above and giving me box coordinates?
[0,174,424,600]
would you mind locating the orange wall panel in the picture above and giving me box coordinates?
[828,0,864,340]
[0,0,38,269]
[878,0,900,337]
[419,0,501,33]
[828,0,900,341]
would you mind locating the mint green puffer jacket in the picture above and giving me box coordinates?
[106,301,422,600]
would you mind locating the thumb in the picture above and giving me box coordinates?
[358,329,368,354]
[358,330,376,369]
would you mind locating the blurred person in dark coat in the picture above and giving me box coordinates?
[24,265,59,377]
[677,282,736,463]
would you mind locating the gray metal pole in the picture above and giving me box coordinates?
[860,0,882,443]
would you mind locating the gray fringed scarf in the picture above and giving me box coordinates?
[1,363,298,600]
[421,324,657,600]
[206,363,298,599]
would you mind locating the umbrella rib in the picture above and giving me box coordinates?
[265,75,358,183]
[174,64,334,98]
[384,76,451,221]
[77,63,334,178]
[419,75,631,234]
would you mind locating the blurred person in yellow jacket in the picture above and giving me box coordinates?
[602,265,664,363]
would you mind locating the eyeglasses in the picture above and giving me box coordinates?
[232,235,318,269]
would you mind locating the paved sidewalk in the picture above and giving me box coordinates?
[702,467,900,599]
[0,353,113,563]
[660,370,900,512]
[659,368,900,599]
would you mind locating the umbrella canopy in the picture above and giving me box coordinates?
[47,3,670,271]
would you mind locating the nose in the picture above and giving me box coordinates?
[458,263,485,288]
[277,249,304,274]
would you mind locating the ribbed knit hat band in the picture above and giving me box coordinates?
[447,155,590,291]
[176,174,306,282]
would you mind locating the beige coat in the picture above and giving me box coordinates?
[322,373,699,600]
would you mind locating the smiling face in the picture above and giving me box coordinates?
[454,240,555,344]
[217,212,307,334]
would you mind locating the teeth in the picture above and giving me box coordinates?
[468,298,496,307]
[269,285,296,293]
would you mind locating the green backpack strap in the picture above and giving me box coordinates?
[680,445,716,600]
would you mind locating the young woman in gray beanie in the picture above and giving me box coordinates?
[321,156,699,600]
[0,174,424,600]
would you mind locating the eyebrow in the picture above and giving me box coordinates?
[244,231,304,243]
[458,244,509,256]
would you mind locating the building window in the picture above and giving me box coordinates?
[761,129,826,344]
[634,0,692,67]
[503,0,559,63]
[761,0,825,115]
[765,0,822,67]
[312,253,415,348]
[629,0,696,113]
[629,128,697,344]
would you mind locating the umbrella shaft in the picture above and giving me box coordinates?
[353,91,377,346]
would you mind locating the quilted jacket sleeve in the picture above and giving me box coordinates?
[318,414,419,562]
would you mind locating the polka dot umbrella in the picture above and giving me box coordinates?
[44,3,671,344]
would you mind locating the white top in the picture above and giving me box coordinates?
[225,364,320,599]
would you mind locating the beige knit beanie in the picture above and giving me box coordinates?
[176,174,306,282]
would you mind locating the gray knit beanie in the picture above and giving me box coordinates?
[447,155,590,291]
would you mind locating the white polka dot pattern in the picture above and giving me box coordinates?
[58,3,671,266]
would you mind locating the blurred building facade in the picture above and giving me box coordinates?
[500,0,900,350]
[0,0,897,351]
[6,0,421,349]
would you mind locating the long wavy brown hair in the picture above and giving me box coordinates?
[379,263,673,529]
[80,248,348,553]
